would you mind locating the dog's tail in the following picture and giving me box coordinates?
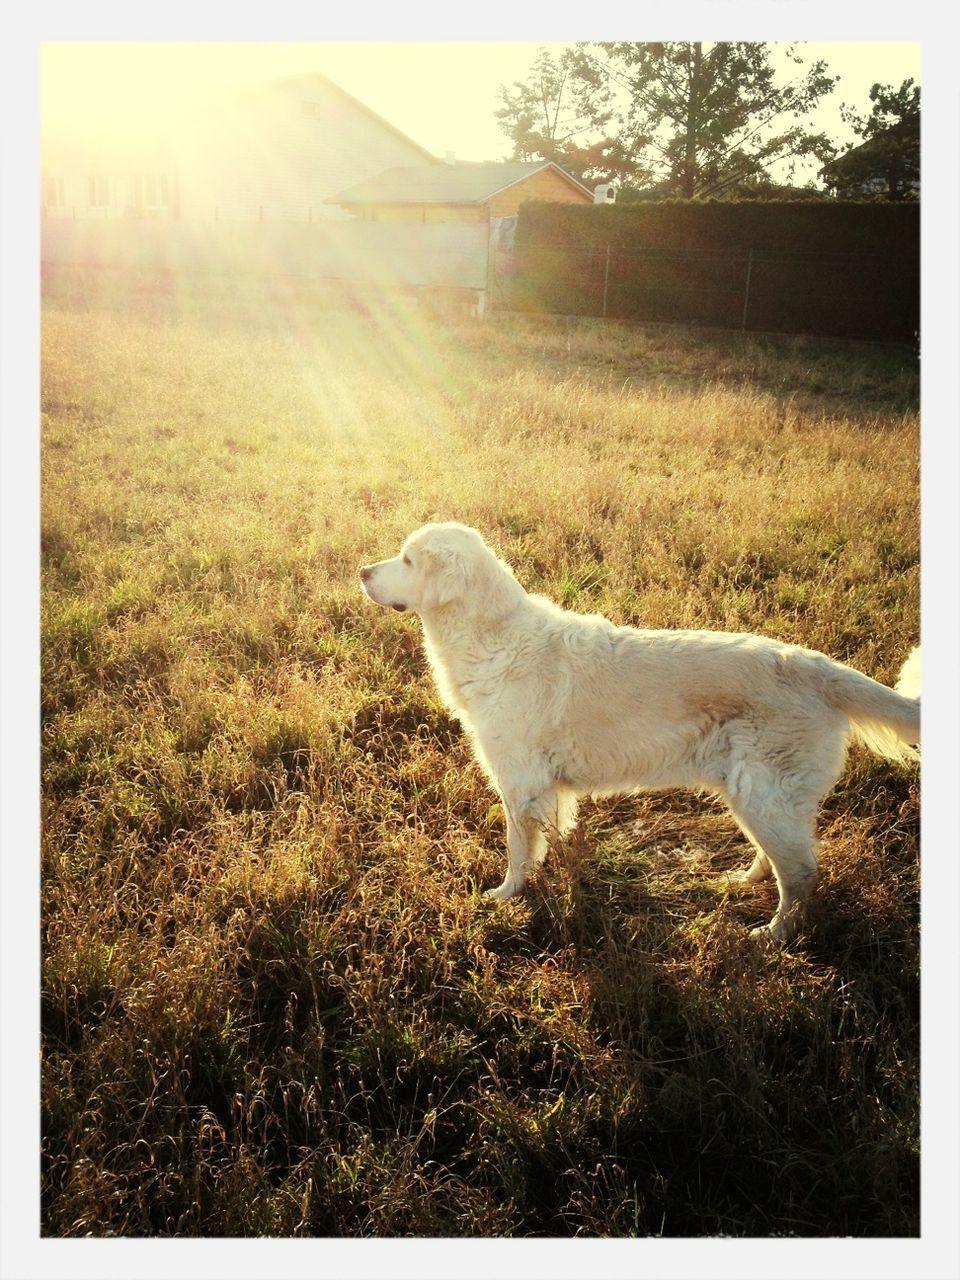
[828,646,920,763]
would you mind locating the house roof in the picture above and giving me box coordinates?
[828,117,918,172]
[235,73,437,164]
[326,160,593,206]
[41,71,438,178]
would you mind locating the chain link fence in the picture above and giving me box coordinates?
[500,239,919,344]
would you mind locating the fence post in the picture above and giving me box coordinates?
[602,243,611,318]
[741,245,754,330]
[485,223,493,309]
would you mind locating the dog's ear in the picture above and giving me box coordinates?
[420,543,469,611]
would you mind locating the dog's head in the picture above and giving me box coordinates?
[359,522,523,619]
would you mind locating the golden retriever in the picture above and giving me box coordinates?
[360,522,919,942]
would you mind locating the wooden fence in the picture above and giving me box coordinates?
[41,217,490,293]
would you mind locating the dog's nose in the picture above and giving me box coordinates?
[359,565,373,583]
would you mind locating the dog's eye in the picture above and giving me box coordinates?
[403,554,412,566]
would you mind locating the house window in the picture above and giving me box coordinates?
[88,175,109,207]
[301,101,324,120]
[43,175,65,207]
[132,173,171,210]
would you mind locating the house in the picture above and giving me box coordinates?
[819,119,920,202]
[325,160,594,224]
[41,72,437,222]
[176,74,438,221]
[41,75,594,313]
[41,130,182,220]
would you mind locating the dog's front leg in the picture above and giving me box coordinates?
[482,804,545,900]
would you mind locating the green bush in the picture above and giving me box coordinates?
[511,201,919,343]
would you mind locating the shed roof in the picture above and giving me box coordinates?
[326,160,593,206]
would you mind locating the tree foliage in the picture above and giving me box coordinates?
[496,42,838,197]
[494,48,651,189]
[820,79,919,201]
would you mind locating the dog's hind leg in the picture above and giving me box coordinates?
[726,846,773,887]
[720,721,848,940]
[728,805,819,942]
[722,771,821,943]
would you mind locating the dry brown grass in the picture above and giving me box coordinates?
[41,278,919,1236]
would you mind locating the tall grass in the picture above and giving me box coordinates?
[41,279,919,1236]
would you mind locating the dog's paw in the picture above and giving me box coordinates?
[749,915,793,946]
[723,868,754,890]
[748,922,778,944]
[482,879,522,901]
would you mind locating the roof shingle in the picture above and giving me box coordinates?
[326,160,592,206]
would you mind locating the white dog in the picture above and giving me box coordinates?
[360,522,920,942]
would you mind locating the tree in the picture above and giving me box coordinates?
[819,79,919,201]
[494,47,653,189]
[497,42,838,197]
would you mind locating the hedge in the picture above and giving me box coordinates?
[509,200,919,343]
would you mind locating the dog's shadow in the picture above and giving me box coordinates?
[485,791,905,976]
[511,795,761,946]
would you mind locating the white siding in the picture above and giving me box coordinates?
[176,77,436,222]
[41,74,436,224]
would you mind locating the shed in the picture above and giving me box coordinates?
[325,160,594,224]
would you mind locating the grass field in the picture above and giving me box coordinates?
[41,278,920,1237]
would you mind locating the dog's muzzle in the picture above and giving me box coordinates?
[360,565,406,612]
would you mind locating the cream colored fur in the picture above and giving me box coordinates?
[360,522,920,942]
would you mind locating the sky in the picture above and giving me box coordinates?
[40,41,921,177]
